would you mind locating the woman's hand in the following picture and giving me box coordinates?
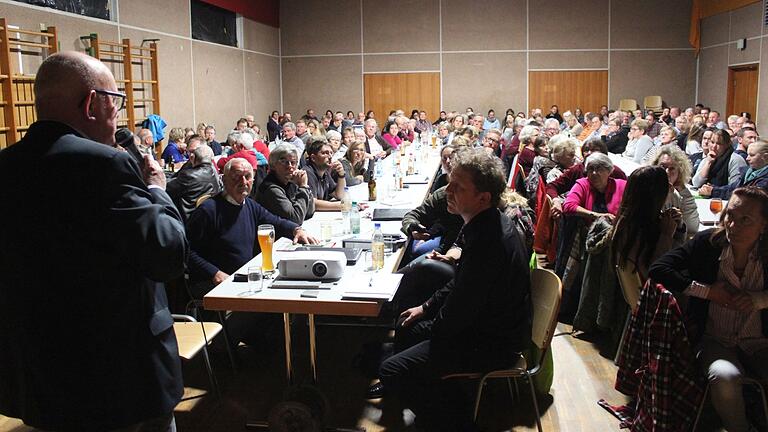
[698,184,713,197]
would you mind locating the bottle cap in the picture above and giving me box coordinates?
[375,223,381,229]
[352,201,357,205]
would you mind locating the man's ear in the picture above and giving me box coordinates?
[82,90,96,119]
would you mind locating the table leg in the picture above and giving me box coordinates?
[309,313,317,384]
[283,312,293,384]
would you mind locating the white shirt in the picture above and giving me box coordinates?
[367,136,383,156]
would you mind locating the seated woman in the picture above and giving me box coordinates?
[700,139,768,200]
[640,125,676,164]
[546,135,578,183]
[685,123,705,157]
[525,136,554,199]
[692,129,747,188]
[161,127,188,166]
[622,119,653,163]
[649,144,700,241]
[649,186,768,432]
[339,141,368,186]
[436,121,450,146]
[326,130,346,161]
[692,127,714,173]
[563,152,627,222]
[612,165,681,281]
[381,121,402,150]
[307,119,323,138]
[430,144,455,193]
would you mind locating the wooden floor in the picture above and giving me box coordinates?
[1,321,726,432]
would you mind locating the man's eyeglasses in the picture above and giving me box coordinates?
[81,89,127,111]
[278,158,299,167]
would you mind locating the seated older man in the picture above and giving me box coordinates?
[304,137,347,211]
[166,141,221,222]
[255,144,315,224]
[187,158,317,297]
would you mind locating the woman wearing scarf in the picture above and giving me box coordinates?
[692,129,747,189]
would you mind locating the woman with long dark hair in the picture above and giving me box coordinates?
[611,165,680,280]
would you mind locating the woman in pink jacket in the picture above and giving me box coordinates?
[381,121,402,150]
[563,152,627,222]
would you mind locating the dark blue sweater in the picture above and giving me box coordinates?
[186,194,298,282]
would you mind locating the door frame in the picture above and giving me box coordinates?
[726,63,759,117]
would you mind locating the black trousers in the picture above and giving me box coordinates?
[390,256,455,317]
[379,321,478,432]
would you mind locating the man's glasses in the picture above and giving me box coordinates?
[278,158,299,167]
[81,89,127,111]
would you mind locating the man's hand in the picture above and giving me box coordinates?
[427,250,456,265]
[411,224,431,241]
[291,170,309,187]
[331,160,345,177]
[399,305,424,328]
[212,271,229,285]
[698,184,713,197]
[143,155,166,189]
[294,227,319,245]
[376,151,387,159]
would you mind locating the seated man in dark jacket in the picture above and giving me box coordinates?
[166,139,221,222]
[378,148,533,431]
[602,118,629,154]
[254,143,315,224]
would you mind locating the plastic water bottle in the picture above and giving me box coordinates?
[371,223,385,270]
[340,187,352,234]
[350,201,361,234]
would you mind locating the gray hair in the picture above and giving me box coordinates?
[450,147,506,207]
[223,157,252,175]
[192,144,214,165]
[227,130,254,149]
[551,136,577,160]
[585,152,614,172]
[364,118,378,128]
[242,127,260,142]
[544,118,560,129]
[519,125,540,144]
[283,122,296,131]
[268,144,299,168]
[325,130,341,141]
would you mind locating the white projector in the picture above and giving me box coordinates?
[277,250,347,280]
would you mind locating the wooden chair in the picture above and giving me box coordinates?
[173,314,223,400]
[614,264,643,363]
[443,268,562,432]
[618,99,638,112]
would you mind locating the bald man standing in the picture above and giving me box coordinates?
[0,52,187,431]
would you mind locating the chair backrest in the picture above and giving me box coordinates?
[643,95,663,109]
[615,264,643,313]
[618,99,638,112]
[530,268,562,354]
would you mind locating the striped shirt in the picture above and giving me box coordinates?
[686,245,768,352]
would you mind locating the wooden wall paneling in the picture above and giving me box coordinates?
[528,70,608,115]
[364,72,440,126]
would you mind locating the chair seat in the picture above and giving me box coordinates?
[173,321,223,360]
[442,355,528,380]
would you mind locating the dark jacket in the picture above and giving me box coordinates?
[401,186,464,255]
[166,162,222,222]
[603,125,630,154]
[422,207,533,372]
[710,165,768,200]
[267,117,282,142]
[255,171,315,224]
[0,121,187,431]
[649,229,768,344]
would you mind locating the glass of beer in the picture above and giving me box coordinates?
[709,198,723,216]
[431,134,437,149]
[257,224,276,275]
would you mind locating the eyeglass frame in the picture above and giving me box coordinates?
[79,89,127,112]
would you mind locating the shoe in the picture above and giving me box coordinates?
[367,382,384,399]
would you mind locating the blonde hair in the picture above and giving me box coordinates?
[649,144,692,188]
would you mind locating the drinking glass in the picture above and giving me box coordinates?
[709,198,723,216]
[247,265,263,294]
[257,224,276,275]
[320,222,333,242]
